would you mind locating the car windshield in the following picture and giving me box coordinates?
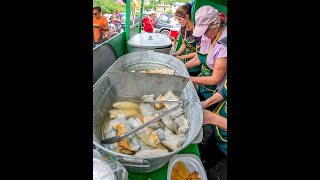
[160,15,172,24]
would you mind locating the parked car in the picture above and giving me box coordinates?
[154,13,178,36]
[133,13,180,35]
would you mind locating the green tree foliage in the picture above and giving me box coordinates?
[161,0,191,6]
[176,0,191,3]
[145,3,153,10]
[161,0,174,6]
[93,0,126,14]
[93,0,193,14]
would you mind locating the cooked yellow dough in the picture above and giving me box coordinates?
[112,101,140,110]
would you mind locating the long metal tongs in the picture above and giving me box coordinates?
[116,95,183,104]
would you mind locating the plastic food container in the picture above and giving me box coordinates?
[93,149,128,180]
[167,154,208,180]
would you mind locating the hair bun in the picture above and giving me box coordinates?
[219,13,227,23]
[185,3,191,10]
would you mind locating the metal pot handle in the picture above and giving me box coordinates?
[191,127,203,144]
[116,157,151,168]
[93,144,108,156]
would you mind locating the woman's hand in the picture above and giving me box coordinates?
[203,109,215,126]
[176,56,183,60]
[203,109,227,130]
[201,100,209,108]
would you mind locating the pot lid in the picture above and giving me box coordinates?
[128,33,172,48]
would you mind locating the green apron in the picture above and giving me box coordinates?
[213,79,227,155]
[183,35,201,73]
[196,28,222,99]
[197,47,217,99]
